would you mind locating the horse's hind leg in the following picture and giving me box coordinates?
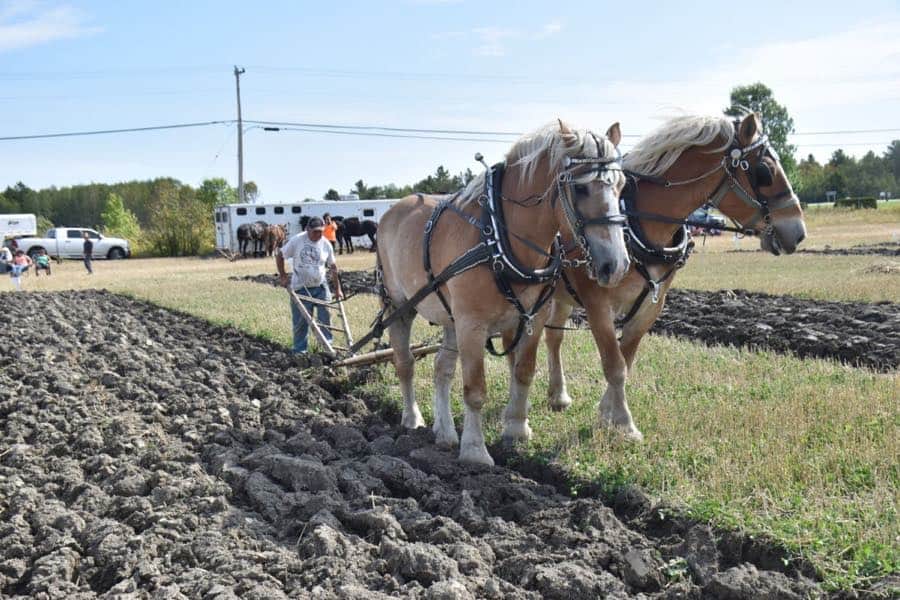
[546,300,575,410]
[432,325,459,448]
[390,311,424,429]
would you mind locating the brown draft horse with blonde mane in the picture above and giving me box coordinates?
[377,120,631,465]
[513,113,807,442]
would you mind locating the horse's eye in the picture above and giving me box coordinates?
[573,184,589,196]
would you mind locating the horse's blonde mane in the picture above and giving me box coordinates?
[623,115,735,177]
[457,122,613,206]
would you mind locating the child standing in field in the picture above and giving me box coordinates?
[34,249,51,276]
[9,250,32,291]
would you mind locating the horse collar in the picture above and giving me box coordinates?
[620,176,694,268]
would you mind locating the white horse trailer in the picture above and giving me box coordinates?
[214,199,400,253]
[1,213,37,240]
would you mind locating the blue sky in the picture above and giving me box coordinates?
[1,0,899,202]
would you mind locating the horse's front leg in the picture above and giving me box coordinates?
[456,321,493,465]
[582,298,641,440]
[389,311,424,429]
[545,299,575,411]
[432,325,459,448]
[501,322,541,445]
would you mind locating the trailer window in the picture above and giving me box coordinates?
[363,209,375,217]
[237,208,247,216]
[256,207,266,215]
[291,206,302,214]
[274,206,284,214]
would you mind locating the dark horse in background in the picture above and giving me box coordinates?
[298,215,377,254]
[335,216,377,254]
[237,221,268,257]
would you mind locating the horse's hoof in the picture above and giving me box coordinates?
[501,420,532,444]
[549,391,573,411]
[434,427,459,449]
[601,418,644,442]
[401,410,425,429]
[458,446,494,466]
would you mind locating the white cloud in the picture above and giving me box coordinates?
[0,1,100,52]
[472,27,516,57]
[433,20,563,57]
[536,19,563,39]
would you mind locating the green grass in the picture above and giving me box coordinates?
[10,216,898,591]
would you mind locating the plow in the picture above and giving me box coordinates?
[287,288,441,368]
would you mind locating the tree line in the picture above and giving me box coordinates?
[0,177,238,257]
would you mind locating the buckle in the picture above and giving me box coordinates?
[649,280,661,304]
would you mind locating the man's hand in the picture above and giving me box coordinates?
[334,289,344,301]
[279,273,290,288]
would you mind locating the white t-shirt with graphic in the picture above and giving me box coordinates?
[280,232,336,289]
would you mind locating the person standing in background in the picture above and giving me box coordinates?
[322,213,338,246]
[83,231,94,274]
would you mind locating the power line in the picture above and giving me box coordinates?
[1,118,897,145]
[0,120,234,141]
[246,119,527,137]
[791,128,900,136]
[261,126,513,144]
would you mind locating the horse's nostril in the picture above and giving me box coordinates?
[598,261,613,281]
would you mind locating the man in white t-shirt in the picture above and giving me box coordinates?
[276,217,344,354]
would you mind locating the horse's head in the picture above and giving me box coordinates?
[552,120,630,285]
[720,113,807,255]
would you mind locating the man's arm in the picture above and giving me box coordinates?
[276,250,289,288]
[329,263,343,299]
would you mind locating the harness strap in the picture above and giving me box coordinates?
[560,269,583,307]
[423,193,462,321]
[350,241,492,353]
[617,262,678,326]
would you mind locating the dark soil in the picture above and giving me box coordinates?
[727,242,900,257]
[5,290,883,598]
[233,272,899,372]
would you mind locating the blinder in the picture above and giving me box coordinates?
[754,161,773,187]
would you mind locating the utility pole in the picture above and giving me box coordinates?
[234,65,246,203]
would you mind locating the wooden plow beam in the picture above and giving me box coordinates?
[287,288,440,367]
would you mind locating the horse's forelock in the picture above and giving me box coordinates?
[455,122,613,206]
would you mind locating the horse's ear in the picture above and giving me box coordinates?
[606,122,622,147]
[558,118,578,146]
[738,113,761,146]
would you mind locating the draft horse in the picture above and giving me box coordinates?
[376,120,631,465]
[335,217,378,254]
[237,221,268,258]
[265,223,288,257]
[519,112,807,441]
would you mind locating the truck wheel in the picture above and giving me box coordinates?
[108,247,125,260]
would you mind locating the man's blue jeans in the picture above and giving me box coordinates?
[291,284,332,353]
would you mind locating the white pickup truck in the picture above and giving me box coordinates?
[14,227,131,260]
